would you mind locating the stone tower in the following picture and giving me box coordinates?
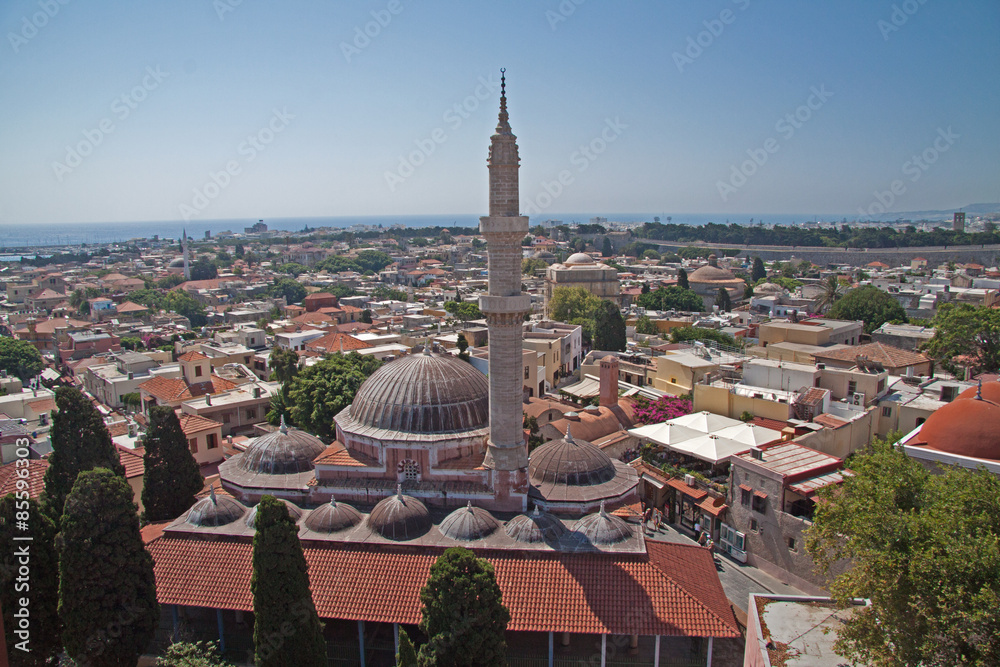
[480,70,531,489]
[182,228,191,281]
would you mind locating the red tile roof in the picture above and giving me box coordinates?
[305,332,371,353]
[116,301,148,313]
[812,414,848,429]
[666,477,708,500]
[139,375,239,402]
[313,443,379,467]
[812,342,930,369]
[117,445,145,479]
[697,495,728,517]
[177,351,209,362]
[179,413,223,435]
[749,417,788,432]
[147,537,739,637]
[0,459,49,498]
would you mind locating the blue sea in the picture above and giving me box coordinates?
[0,212,853,249]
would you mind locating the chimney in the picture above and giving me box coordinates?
[599,355,620,408]
[206,394,211,406]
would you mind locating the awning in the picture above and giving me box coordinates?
[641,474,665,489]
[753,490,768,500]
[738,483,752,492]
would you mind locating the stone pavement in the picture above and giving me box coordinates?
[645,522,807,613]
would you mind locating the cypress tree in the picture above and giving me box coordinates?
[251,495,326,666]
[592,300,627,352]
[396,627,418,666]
[677,267,689,290]
[0,495,61,665]
[715,287,732,312]
[42,386,125,523]
[58,468,158,666]
[418,547,510,667]
[142,405,204,523]
[751,256,766,283]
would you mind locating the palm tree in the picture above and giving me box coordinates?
[816,275,845,313]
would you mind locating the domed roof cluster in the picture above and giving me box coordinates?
[909,380,1000,462]
[348,350,490,434]
[238,418,326,475]
[367,486,432,540]
[186,487,247,527]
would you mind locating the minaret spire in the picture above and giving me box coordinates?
[496,68,510,134]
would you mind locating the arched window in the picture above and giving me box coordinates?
[398,459,420,481]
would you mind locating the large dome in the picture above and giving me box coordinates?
[186,491,246,527]
[367,487,432,540]
[349,350,490,434]
[237,419,326,475]
[440,502,502,541]
[529,430,617,487]
[908,389,1000,461]
[564,252,596,266]
[688,255,738,283]
[304,498,363,533]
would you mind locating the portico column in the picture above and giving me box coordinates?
[706,636,714,666]
[654,635,661,667]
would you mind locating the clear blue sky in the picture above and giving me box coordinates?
[1,0,998,225]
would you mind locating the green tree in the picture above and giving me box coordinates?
[234,243,245,258]
[548,286,603,323]
[141,406,203,523]
[0,336,44,381]
[637,286,703,312]
[157,274,186,289]
[592,301,626,351]
[121,336,144,351]
[277,262,308,277]
[269,346,301,388]
[189,258,218,281]
[714,287,731,312]
[456,333,471,362]
[827,285,907,333]
[157,641,234,667]
[806,436,1000,666]
[359,309,373,324]
[635,315,659,335]
[42,386,126,522]
[372,285,408,302]
[521,257,548,275]
[601,236,613,257]
[251,495,327,667]
[642,249,660,260]
[287,353,384,440]
[397,627,418,666]
[443,300,482,322]
[418,547,510,667]
[0,495,61,665]
[163,289,209,328]
[815,275,846,313]
[676,267,689,290]
[751,256,766,283]
[58,468,158,666]
[670,326,739,348]
[268,278,307,305]
[922,303,1000,376]
[123,391,142,410]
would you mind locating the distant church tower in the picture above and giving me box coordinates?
[480,70,530,504]
[182,229,191,280]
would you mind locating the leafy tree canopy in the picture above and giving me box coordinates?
[443,300,482,322]
[157,641,234,667]
[637,285,704,312]
[634,315,659,335]
[268,277,307,305]
[922,302,1000,376]
[522,257,548,275]
[806,436,1000,666]
[826,285,907,334]
[372,284,408,302]
[287,353,384,440]
[549,286,604,323]
[189,257,218,281]
[670,326,739,348]
[0,336,44,381]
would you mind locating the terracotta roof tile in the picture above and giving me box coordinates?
[0,459,49,498]
[148,537,739,637]
[812,413,848,429]
[178,351,209,362]
[178,413,223,435]
[812,342,929,369]
[666,477,709,500]
[697,495,728,517]
[749,417,788,432]
[313,443,380,467]
[305,332,371,353]
[117,445,145,479]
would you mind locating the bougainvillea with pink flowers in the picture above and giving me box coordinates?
[632,395,693,425]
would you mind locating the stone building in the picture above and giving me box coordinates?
[687,254,745,309]
[544,252,621,316]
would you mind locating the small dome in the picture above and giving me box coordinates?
[440,502,502,541]
[367,486,431,540]
[245,498,303,528]
[304,497,363,533]
[186,490,246,527]
[908,389,1000,461]
[531,250,556,260]
[755,282,785,294]
[238,418,326,475]
[504,506,567,544]
[529,429,617,487]
[168,258,186,268]
[349,351,490,434]
[575,503,631,544]
[565,252,596,266]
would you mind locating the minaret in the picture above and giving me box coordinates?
[182,229,190,281]
[480,70,531,476]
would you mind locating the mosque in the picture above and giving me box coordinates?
[147,73,738,664]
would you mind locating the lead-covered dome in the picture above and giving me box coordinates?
[565,252,596,266]
[368,487,432,540]
[529,430,617,487]
[186,490,246,527]
[575,503,632,544]
[440,502,502,541]
[304,497,364,533]
[349,350,490,434]
[688,255,738,283]
[505,506,567,544]
[245,498,303,528]
[238,418,326,475]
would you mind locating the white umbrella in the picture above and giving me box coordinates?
[668,411,743,433]
[713,423,784,447]
[671,434,748,464]
[628,422,703,449]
